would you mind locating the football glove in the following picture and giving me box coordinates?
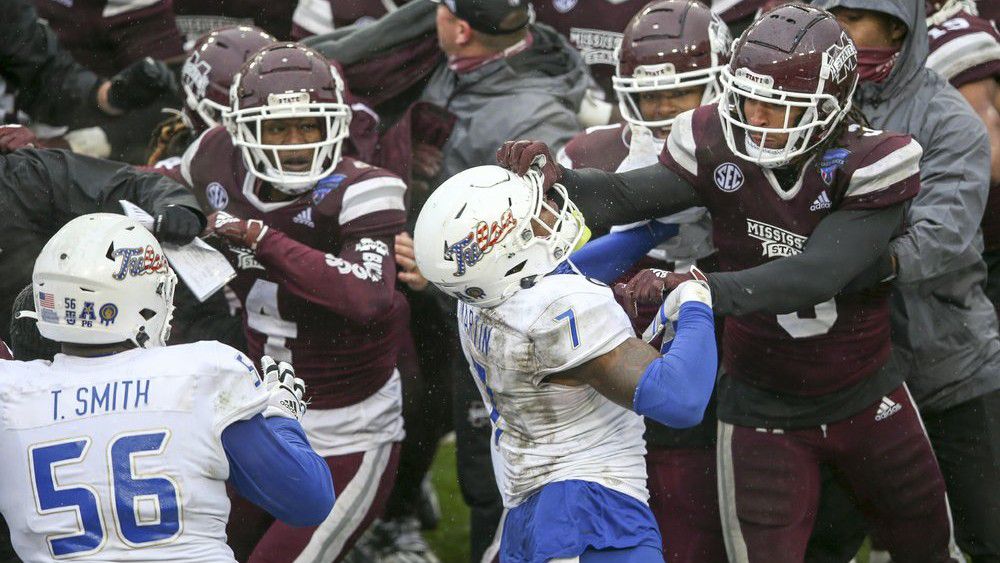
[617,266,709,319]
[205,211,269,250]
[496,140,562,190]
[261,356,307,421]
[106,57,178,112]
[154,204,204,245]
[642,279,713,349]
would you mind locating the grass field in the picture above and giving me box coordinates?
[426,440,472,563]
[422,441,881,563]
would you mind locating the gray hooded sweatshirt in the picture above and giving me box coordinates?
[418,25,590,185]
[813,0,1000,412]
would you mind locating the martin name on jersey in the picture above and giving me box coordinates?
[456,272,648,507]
[0,341,267,562]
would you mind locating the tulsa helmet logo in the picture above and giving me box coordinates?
[445,209,518,277]
[714,163,744,193]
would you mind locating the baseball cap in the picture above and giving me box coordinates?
[431,0,531,35]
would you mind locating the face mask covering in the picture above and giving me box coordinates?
[857,46,900,83]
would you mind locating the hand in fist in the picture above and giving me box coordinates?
[616,266,709,319]
[261,356,307,421]
[496,140,562,190]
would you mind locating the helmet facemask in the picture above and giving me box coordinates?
[718,60,855,168]
[230,91,352,195]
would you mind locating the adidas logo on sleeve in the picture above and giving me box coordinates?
[875,396,902,421]
[810,191,832,211]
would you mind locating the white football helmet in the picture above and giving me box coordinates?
[414,166,587,308]
[30,213,177,349]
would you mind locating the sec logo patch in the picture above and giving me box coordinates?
[554,0,578,12]
[714,163,744,193]
[206,182,229,210]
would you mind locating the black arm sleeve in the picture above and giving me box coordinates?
[559,163,702,231]
[707,204,905,316]
[5,149,200,227]
[0,0,103,127]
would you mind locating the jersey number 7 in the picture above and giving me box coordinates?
[28,430,181,557]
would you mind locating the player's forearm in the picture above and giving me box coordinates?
[569,221,679,284]
[633,301,717,428]
[222,415,334,527]
[255,229,397,323]
[559,164,701,232]
[707,205,904,316]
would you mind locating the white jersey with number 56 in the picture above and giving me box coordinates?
[456,273,648,508]
[0,341,267,563]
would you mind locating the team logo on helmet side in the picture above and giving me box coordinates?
[445,209,518,277]
[182,52,212,99]
[822,32,858,85]
[111,246,167,281]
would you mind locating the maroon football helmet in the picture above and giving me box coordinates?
[614,0,731,131]
[718,3,858,167]
[229,43,352,195]
[180,26,277,135]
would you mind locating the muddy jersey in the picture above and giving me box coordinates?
[660,105,921,396]
[35,0,184,76]
[182,127,409,409]
[456,273,645,508]
[532,0,650,100]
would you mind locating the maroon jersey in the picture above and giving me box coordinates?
[171,0,296,41]
[532,0,649,100]
[556,123,630,172]
[34,0,185,76]
[927,10,1000,89]
[291,0,414,39]
[927,11,1000,250]
[137,157,186,184]
[660,104,921,396]
[182,127,409,408]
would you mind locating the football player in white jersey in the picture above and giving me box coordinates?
[413,166,718,563]
[0,213,334,563]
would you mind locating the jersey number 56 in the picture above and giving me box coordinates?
[28,430,181,558]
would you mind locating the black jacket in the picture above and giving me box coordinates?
[1,0,104,126]
[0,149,200,339]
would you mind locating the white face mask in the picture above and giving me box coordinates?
[743,132,801,169]
[263,165,318,195]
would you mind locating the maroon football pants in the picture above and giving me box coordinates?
[227,442,401,563]
[717,385,959,563]
[646,446,727,563]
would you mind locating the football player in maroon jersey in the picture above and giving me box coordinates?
[557,2,730,561]
[497,4,959,561]
[181,43,408,563]
[146,25,279,177]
